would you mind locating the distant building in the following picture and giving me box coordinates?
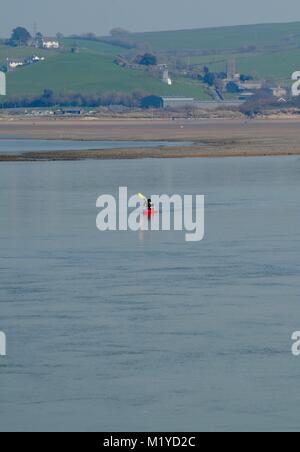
[162,97,195,108]
[162,69,172,86]
[42,38,60,49]
[238,92,255,101]
[30,55,45,63]
[195,100,244,110]
[240,81,263,90]
[141,95,163,109]
[272,86,287,98]
[227,57,236,79]
[7,56,45,72]
[0,71,6,96]
[226,57,239,81]
[157,64,168,70]
[156,64,173,86]
[54,109,83,116]
[7,58,25,71]
[142,96,245,110]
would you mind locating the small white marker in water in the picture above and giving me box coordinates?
[0,71,6,96]
[0,331,6,356]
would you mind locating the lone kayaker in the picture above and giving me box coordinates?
[147,198,153,211]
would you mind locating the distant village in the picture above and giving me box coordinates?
[114,49,288,110]
[1,27,61,73]
[124,55,288,110]
[0,26,295,118]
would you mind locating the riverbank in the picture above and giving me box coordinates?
[1,117,300,160]
[1,146,300,161]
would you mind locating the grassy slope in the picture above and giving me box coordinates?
[237,49,300,84]
[130,22,300,85]
[189,48,300,84]
[0,37,210,99]
[4,22,300,98]
[60,37,127,56]
[0,44,58,67]
[5,48,209,99]
[131,22,300,51]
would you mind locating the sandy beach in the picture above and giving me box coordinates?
[1,117,300,160]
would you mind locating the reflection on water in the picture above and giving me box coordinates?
[0,156,300,432]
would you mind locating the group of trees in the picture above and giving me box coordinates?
[7,27,32,46]
[240,74,253,82]
[239,89,277,116]
[98,28,137,50]
[226,81,240,93]
[0,89,149,109]
[71,30,154,56]
[73,32,131,50]
[5,27,48,47]
[5,26,61,47]
[199,66,254,94]
[135,53,157,66]
[140,95,163,109]
[199,67,227,90]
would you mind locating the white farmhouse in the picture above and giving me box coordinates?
[42,38,60,49]
[7,58,25,71]
[272,86,288,98]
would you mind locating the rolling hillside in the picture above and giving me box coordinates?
[131,22,300,52]
[1,38,210,99]
[0,44,58,65]
[2,22,300,100]
[186,47,300,85]
[128,22,300,85]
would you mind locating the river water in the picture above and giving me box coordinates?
[0,154,300,431]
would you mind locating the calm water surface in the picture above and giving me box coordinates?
[0,154,300,432]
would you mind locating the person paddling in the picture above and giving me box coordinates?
[138,193,156,217]
[147,198,153,212]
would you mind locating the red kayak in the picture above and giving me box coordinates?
[143,209,158,218]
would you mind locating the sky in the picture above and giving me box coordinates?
[1,0,300,37]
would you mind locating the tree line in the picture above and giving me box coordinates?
[0,89,149,109]
[5,27,32,47]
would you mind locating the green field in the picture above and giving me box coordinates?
[0,44,58,67]
[1,38,210,99]
[131,22,300,52]
[4,46,209,99]
[188,48,300,84]
[2,22,300,100]
[60,38,127,56]
[129,21,300,86]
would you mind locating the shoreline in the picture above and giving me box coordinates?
[1,144,300,161]
[1,117,300,161]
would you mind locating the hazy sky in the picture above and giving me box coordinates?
[1,0,300,36]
